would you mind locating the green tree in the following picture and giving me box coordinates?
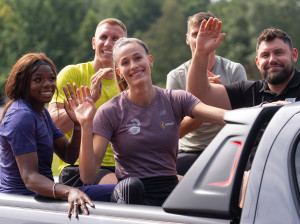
[137,0,190,86]
[109,0,163,37]
[209,0,300,80]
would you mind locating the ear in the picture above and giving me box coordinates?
[92,37,96,50]
[255,56,259,68]
[115,67,123,79]
[186,34,190,45]
[149,55,154,68]
[292,48,298,63]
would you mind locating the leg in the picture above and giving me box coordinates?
[111,177,145,204]
[176,151,201,175]
[78,184,116,202]
[98,173,118,185]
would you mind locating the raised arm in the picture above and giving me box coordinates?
[65,84,108,184]
[53,83,84,164]
[49,67,111,133]
[186,17,231,110]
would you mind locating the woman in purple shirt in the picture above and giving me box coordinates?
[66,38,226,206]
[0,53,115,218]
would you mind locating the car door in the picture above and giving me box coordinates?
[241,103,300,223]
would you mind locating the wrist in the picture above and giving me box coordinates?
[73,123,81,131]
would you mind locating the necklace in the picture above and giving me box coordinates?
[103,83,109,90]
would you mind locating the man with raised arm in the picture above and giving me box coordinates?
[166,12,247,175]
[187,17,299,111]
[48,18,127,186]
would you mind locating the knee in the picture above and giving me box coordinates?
[111,177,145,204]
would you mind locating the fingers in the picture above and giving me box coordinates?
[84,195,95,208]
[200,17,223,34]
[76,88,83,104]
[79,199,90,215]
[81,86,87,102]
[68,83,78,99]
[85,87,93,101]
[73,202,79,218]
[68,199,93,218]
[63,83,79,107]
[67,205,72,219]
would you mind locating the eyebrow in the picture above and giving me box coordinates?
[120,52,141,61]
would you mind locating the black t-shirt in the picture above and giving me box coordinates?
[225,69,300,109]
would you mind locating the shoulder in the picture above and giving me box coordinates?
[1,101,36,130]
[166,61,190,90]
[167,60,190,78]
[155,86,191,100]
[225,80,260,91]
[216,56,244,70]
[58,61,92,77]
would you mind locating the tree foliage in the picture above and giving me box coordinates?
[1,0,300,104]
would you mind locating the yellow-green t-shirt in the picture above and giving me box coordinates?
[50,61,119,173]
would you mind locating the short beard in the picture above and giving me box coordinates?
[262,64,294,85]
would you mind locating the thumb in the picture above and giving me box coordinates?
[215,33,226,49]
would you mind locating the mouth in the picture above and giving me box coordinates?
[102,50,112,55]
[40,91,54,98]
[265,63,283,71]
[130,70,144,78]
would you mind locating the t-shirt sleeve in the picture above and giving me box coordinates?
[166,70,181,90]
[232,64,247,82]
[93,105,114,141]
[5,111,37,156]
[225,80,252,109]
[170,89,201,119]
[50,65,81,104]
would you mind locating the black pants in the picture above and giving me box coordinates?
[111,176,178,206]
[176,150,201,176]
[59,165,115,187]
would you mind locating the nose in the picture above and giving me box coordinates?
[43,78,53,87]
[105,37,114,47]
[130,60,138,70]
[269,53,278,63]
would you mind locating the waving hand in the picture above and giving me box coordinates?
[64,83,96,126]
[196,17,226,55]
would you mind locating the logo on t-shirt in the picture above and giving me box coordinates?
[126,118,141,135]
[160,121,174,130]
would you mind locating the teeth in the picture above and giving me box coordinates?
[41,92,53,96]
[131,71,143,77]
[103,51,112,55]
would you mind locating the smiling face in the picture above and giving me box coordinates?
[256,38,298,85]
[115,42,153,88]
[26,65,56,111]
[92,23,126,68]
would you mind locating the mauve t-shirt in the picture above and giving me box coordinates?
[93,86,200,179]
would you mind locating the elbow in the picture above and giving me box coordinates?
[80,176,95,185]
[79,171,97,185]
[22,175,37,192]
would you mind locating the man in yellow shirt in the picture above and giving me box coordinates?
[49,18,127,186]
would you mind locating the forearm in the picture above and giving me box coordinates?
[48,103,73,134]
[179,117,204,138]
[79,124,99,184]
[192,102,226,126]
[24,172,71,199]
[186,52,211,99]
[64,124,82,164]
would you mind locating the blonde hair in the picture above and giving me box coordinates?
[96,18,127,36]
